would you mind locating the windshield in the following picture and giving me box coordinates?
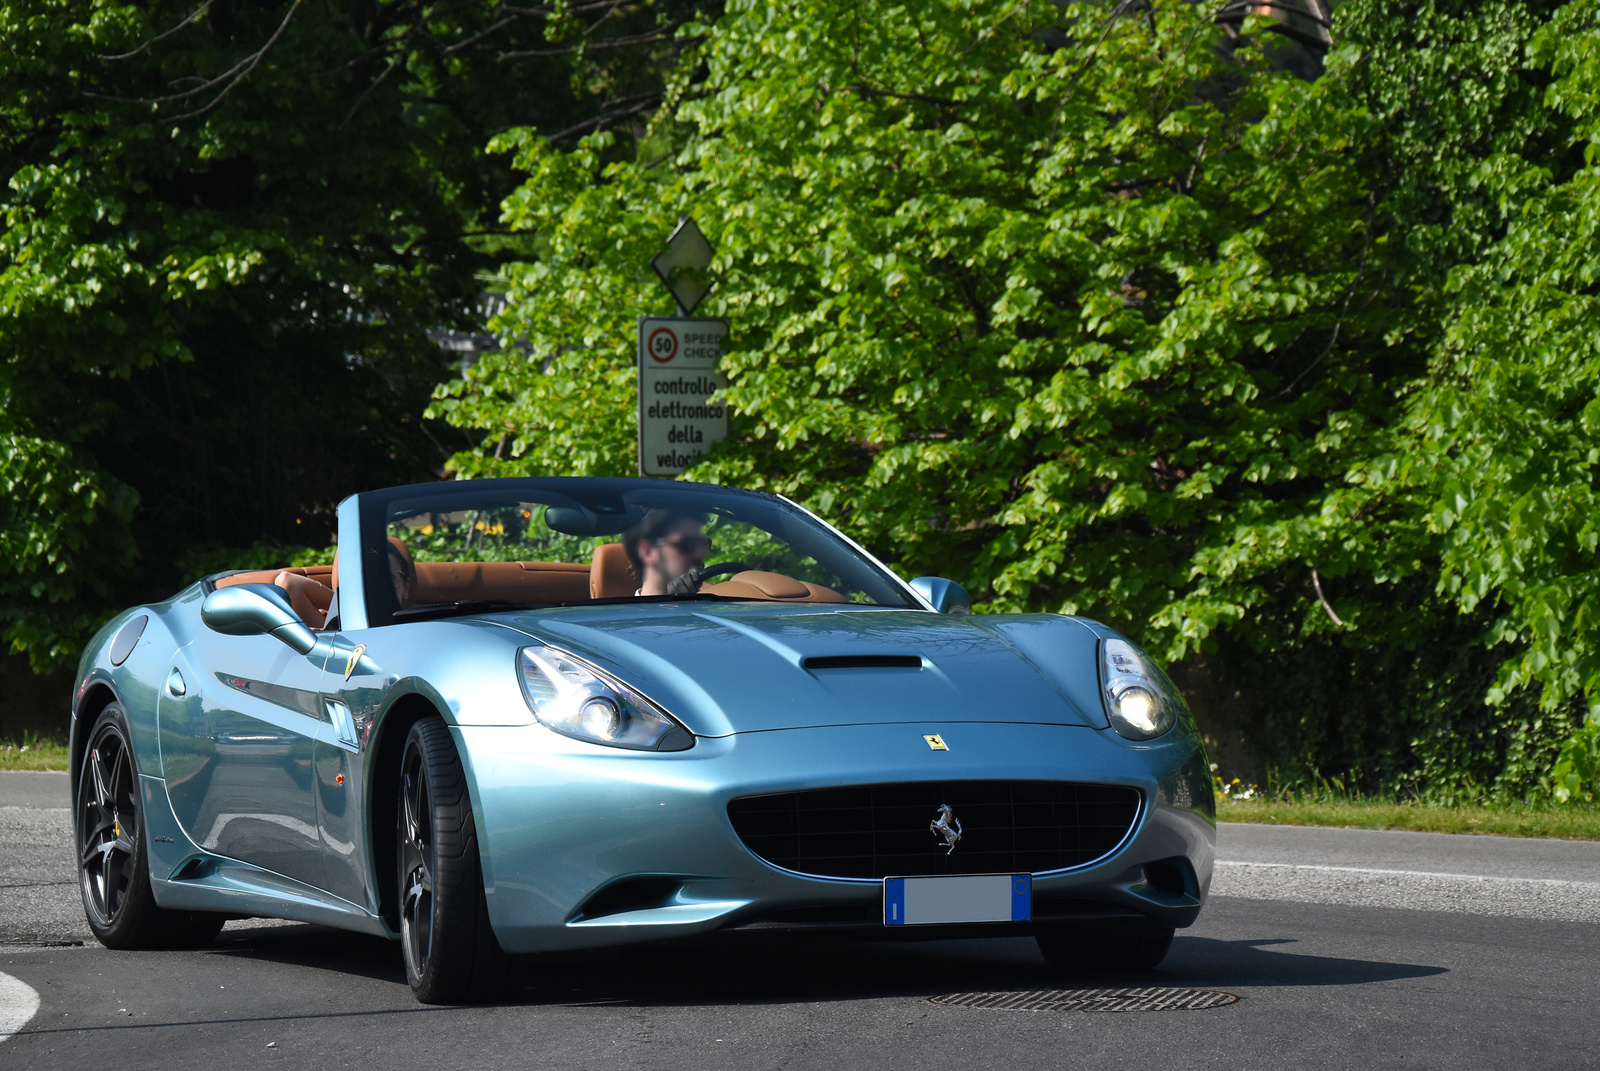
[358,478,919,622]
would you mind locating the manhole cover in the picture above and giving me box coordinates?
[929,987,1238,1013]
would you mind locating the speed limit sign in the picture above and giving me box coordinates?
[637,316,729,478]
[647,326,678,362]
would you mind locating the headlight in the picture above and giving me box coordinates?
[1099,637,1179,741]
[517,643,694,751]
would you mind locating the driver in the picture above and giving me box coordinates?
[624,509,711,596]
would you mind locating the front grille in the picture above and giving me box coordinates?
[727,781,1142,880]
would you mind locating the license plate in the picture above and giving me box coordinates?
[883,874,1031,926]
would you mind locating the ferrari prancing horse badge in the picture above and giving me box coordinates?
[344,644,367,681]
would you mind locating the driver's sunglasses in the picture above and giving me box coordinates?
[658,534,713,555]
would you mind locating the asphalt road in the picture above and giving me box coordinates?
[3,770,1599,1069]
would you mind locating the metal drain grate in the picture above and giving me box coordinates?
[930,987,1238,1013]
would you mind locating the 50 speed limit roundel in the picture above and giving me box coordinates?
[647,326,678,363]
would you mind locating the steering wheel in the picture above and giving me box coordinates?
[699,561,753,582]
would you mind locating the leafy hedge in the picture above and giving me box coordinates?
[430,0,1600,800]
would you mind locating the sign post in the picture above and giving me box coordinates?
[638,217,728,478]
[637,317,729,477]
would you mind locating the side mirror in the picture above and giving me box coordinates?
[201,584,317,655]
[909,577,972,615]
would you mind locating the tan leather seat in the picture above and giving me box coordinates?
[386,537,418,606]
[411,561,591,604]
[387,537,415,570]
[274,571,333,629]
[590,543,638,599]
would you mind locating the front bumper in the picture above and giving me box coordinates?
[456,720,1214,955]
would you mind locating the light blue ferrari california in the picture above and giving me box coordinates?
[70,477,1214,1003]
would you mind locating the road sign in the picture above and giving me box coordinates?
[638,317,729,477]
[650,217,715,315]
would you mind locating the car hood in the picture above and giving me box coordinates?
[494,604,1110,737]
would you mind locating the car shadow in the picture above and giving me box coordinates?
[1157,935,1448,990]
[206,925,1447,1008]
[513,933,1446,1008]
[209,922,408,986]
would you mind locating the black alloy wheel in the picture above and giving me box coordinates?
[76,705,224,949]
[1036,919,1176,973]
[398,717,511,1003]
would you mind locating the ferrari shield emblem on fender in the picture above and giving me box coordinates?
[924,734,948,751]
[929,804,962,854]
[343,644,367,682]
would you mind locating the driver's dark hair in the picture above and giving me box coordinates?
[623,509,705,579]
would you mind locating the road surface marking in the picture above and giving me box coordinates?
[0,970,40,1044]
[1217,860,1600,887]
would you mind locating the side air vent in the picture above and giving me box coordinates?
[171,857,209,880]
[569,877,681,922]
[803,655,923,670]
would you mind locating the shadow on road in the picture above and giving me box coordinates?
[203,924,1446,1008]
[210,923,408,985]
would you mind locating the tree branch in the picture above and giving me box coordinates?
[824,84,964,108]
[166,1,304,121]
[341,35,417,129]
[1311,568,1344,627]
[960,0,1030,57]
[1276,189,1379,397]
[495,21,684,61]
[544,92,663,142]
[84,0,303,118]
[99,1,214,62]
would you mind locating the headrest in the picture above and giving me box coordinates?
[590,543,638,599]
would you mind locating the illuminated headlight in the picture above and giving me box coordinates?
[518,643,693,751]
[1099,638,1178,741]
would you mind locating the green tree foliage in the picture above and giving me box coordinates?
[1195,0,1592,798]
[432,0,1600,799]
[1413,2,1600,719]
[1393,0,1600,798]
[11,0,1600,800]
[432,0,1425,768]
[1,0,697,669]
[0,435,136,667]
[440,0,1404,635]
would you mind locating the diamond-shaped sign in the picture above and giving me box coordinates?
[650,217,715,314]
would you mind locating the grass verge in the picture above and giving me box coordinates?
[0,734,70,772]
[1220,797,1600,841]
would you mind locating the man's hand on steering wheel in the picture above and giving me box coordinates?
[662,561,754,596]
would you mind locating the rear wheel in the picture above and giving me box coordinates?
[398,717,511,1003]
[77,705,224,949]
[1036,919,1175,973]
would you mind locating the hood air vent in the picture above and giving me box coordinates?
[803,655,923,670]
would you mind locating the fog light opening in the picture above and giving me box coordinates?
[1143,859,1194,899]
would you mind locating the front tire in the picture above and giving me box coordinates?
[398,717,510,1003]
[76,705,224,949]
[1036,919,1175,973]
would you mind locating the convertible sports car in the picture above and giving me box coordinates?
[70,477,1213,1003]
